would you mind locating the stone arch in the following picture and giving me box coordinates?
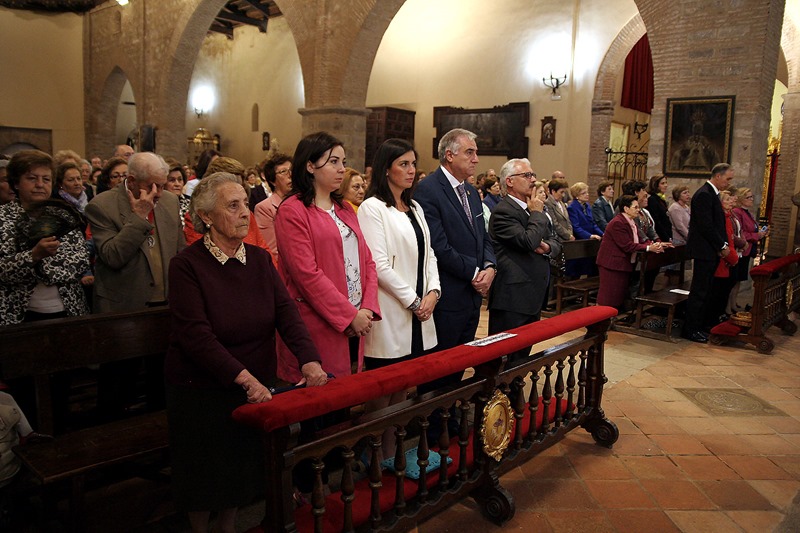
[152,0,229,160]
[89,66,134,159]
[587,14,647,188]
[778,14,800,254]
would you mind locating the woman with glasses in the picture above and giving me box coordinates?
[596,195,663,309]
[96,157,128,194]
[254,153,292,262]
[340,168,366,212]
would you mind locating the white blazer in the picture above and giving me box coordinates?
[357,197,440,358]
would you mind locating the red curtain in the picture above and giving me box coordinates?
[621,34,654,114]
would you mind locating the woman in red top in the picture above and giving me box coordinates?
[707,190,740,326]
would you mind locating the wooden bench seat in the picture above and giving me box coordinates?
[553,239,601,315]
[0,308,172,531]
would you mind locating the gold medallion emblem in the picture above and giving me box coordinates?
[480,389,515,462]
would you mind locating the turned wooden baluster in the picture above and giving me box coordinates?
[458,402,470,482]
[554,359,565,428]
[311,457,326,533]
[417,416,430,502]
[566,352,577,420]
[438,409,451,490]
[511,376,526,450]
[541,363,553,436]
[526,371,540,442]
[340,448,355,532]
[392,426,407,516]
[368,436,383,529]
[577,350,587,412]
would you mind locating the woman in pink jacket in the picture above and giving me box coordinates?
[275,132,380,384]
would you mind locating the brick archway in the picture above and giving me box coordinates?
[87,65,135,159]
[587,14,647,189]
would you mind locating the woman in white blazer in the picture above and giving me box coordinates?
[357,138,441,457]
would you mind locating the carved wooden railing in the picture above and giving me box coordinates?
[710,253,800,353]
[234,306,618,532]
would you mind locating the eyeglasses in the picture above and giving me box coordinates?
[275,168,291,176]
[745,195,754,200]
[110,172,127,180]
[508,172,536,180]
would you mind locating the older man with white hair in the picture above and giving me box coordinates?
[488,158,560,361]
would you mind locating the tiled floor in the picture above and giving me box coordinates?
[415,311,800,533]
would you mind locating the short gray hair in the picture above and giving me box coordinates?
[498,158,531,195]
[128,152,168,183]
[189,172,243,234]
[437,128,477,164]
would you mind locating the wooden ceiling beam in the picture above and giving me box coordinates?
[216,11,266,33]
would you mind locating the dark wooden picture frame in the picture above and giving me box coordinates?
[663,95,735,177]
[540,116,556,146]
[262,131,271,151]
[433,102,529,159]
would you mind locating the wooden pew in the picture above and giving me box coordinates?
[0,308,171,531]
[613,245,688,341]
[553,239,602,314]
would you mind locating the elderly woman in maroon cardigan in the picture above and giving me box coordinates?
[165,172,328,533]
[275,132,380,383]
[596,195,664,309]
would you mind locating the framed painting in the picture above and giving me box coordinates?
[433,102,529,159]
[663,95,735,177]
[540,116,556,146]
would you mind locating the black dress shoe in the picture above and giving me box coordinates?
[683,331,708,343]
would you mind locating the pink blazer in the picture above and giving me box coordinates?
[274,195,380,382]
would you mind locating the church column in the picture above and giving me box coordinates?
[298,106,372,170]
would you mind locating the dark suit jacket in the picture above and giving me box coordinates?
[686,182,727,261]
[488,196,561,317]
[414,167,495,314]
[249,185,268,212]
[596,214,649,272]
[592,197,614,231]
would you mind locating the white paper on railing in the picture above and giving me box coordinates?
[466,332,518,346]
[670,289,690,295]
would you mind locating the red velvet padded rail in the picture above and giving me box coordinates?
[233,307,615,433]
[245,398,569,533]
[750,254,800,277]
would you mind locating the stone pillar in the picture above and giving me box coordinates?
[587,100,615,188]
[780,91,800,254]
[298,106,371,171]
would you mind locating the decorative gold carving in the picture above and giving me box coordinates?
[480,389,515,462]
[786,280,795,309]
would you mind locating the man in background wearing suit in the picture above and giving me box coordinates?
[86,151,185,418]
[415,128,496,393]
[682,163,734,343]
[488,159,561,362]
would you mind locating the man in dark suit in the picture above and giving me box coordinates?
[488,159,561,362]
[592,180,615,231]
[415,128,496,386]
[682,163,734,343]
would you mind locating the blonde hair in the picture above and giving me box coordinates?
[569,181,588,198]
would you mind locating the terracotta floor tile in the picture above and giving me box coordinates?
[610,434,662,456]
[648,434,711,455]
[758,415,800,434]
[630,417,687,435]
[567,454,633,480]
[544,510,616,533]
[697,434,755,455]
[623,372,667,389]
[583,480,657,509]
[640,480,716,510]
[665,510,742,532]
[767,456,800,480]
[672,417,733,435]
[748,386,800,402]
[661,376,706,388]
[740,434,800,454]
[523,479,599,510]
[696,480,775,510]
[716,416,776,435]
[614,417,644,435]
[725,510,785,533]
[418,503,546,532]
[690,376,741,388]
[600,400,624,418]
[559,431,614,457]
[719,455,795,481]
[748,479,800,510]
[638,387,688,402]
[621,456,686,480]
[672,455,741,480]
[655,401,710,417]
[613,399,660,419]
[606,510,681,533]
[518,455,577,480]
